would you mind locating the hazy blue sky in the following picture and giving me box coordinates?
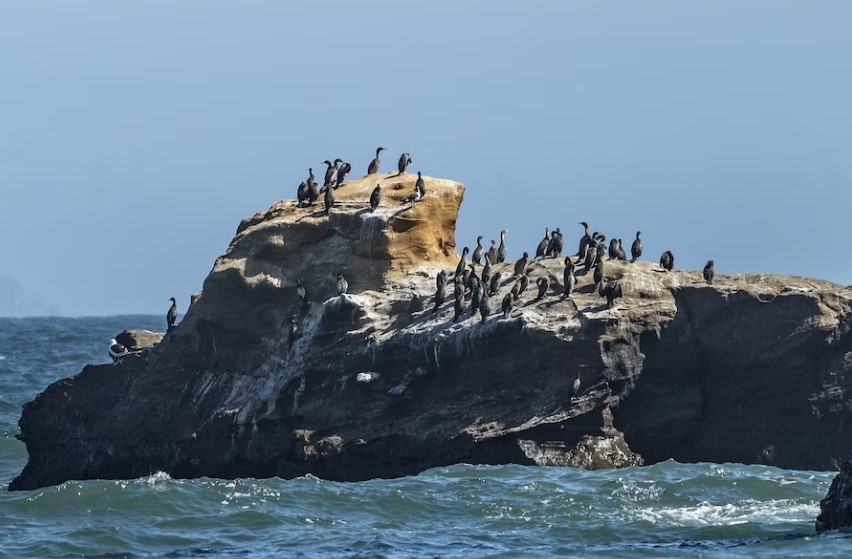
[1,1,850,316]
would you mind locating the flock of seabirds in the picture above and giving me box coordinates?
[108,147,717,362]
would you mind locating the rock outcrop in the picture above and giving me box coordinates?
[11,173,852,491]
[115,329,164,352]
[817,459,852,532]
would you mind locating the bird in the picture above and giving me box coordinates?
[608,239,619,260]
[497,230,508,263]
[337,274,348,295]
[510,279,520,299]
[660,250,674,272]
[296,279,307,304]
[323,159,341,187]
[599,281,623,309]
[470,278,482,314]
[578,221,593,258]
[479,292,491,323]
[288,317,299,353]
[367,147,385,175]
[535,277,550,302]
[481,255,492,285]
[370,184,382,212]
[616,239,627,261]
[501,292,514,319]
[703,260,715,285]
[306,167,316,189]
[109,339,130,362]
[518,272,530,297]
[630,231,642,263]
[547,228,564,258]
[296,181,309,207]
[307,176,320,206]
[487,240,498,268]
[415,171,426,198]
[535,228,550,259]
[433,282,446,313]
[336,162,351,186]
[167,297,178,332]
[437,269,448,290]
[324,182,336,214]
[397,152,413,175]
[401,183,423,204]
[593,261,605,293]
[472,236,484,266]
[455,247,470,278]
[514,252,529,276]
[572,375,581,397]
[584,244,598,271]
[453,293,465,322]
[460,268,470,292]
[489,272,503,296]
[562,257,576,299]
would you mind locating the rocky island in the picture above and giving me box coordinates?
[10,173,852,496]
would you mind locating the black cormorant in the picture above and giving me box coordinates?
[518,272,530,296]
[497,230,508,263]
[608,239,619,260]
[616,239,627,261]
[487,240,498,267]
[599,281,623,309]
[630,231,642,263]
[324,182,336,214]
[481,255,492,285]
[336,162,351,186]
[479,292,491,323]
[297,181,309,207]
[415,171,426,197]
[167,297,178,331]
[703,260,715,285]
[437,270,448,290]
[453,293,464,322]
[370,184,381,212]
[472,236,484,266]
[397,152,413,175]
[489,272,502,296]
[367,147,385,175]
[455,247,469,278]
[323,159,340,187]
[547,228,564,257]
[660,250,674,272]
[562,257,576,299]
[593,261,604,293]
[433,282,446,313]
[578,221,593,257]
[535,228,550,259]
[501,292,513,319]
[514,252,529,276]
[535,277,550,302]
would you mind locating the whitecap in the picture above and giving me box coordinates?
[633,499,819,527]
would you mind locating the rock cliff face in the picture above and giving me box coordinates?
[11,173,852,491]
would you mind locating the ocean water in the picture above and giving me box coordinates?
[0,316,847,558]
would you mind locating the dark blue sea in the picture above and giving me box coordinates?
[0,317,848,558]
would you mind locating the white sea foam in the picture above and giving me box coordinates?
[633,499,819,527]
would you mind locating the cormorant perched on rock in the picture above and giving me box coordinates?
[487,240,498,268]
[323,159,341,187]
[616,239,627,261]
[535,277,550,302]
[433,282,446,313]
[608,239,619,260]
[337,274,348,295]
[547,228,564,258]
[297,181,309,207]
[461,268,471,292]
[437,270,448,290]
[660,250,674,272]
[336,162,352,186]
[455,247,469,278]
[397,152,413,175]
[472,236,484,266]
[307,178,320,206]
[593,261,604,293]
[518,272,530,296]
[630,231,642,263]
[497,230,508,263]
[415,171,426,198]
[481,255,492,285]
[453,293,464,322]
[306,167,316,188]
[584,244,598,271]
[324,182,336,214]
[489,272,502,296]
[562,257,576,299]
[287,317,299,353]
[367,147,385,175]
[296,279,307,304]
[510,279,520,299]
[109,339,129,362]
[167,297,178,331]
[595,242,606,265]
[514,252,529,276]
[578,221,593,257]
[501,292,513,319]
[703,260,715,285]
[479,292,491,323]
[401,182,422,204]
[466,263,478,292]
[599,281,623,309]
[535,228,549,259]
[370,184,382,212]
[470,278,482,313]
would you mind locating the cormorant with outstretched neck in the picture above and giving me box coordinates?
[599,281,623,309]
[323,159,341,187]
[514,252,529,276]
[489,272,502,296]
[336,162,351,186]
[562,257,576,298]
[415,171,426,198]
[370,184,381,212]
[535,228,549,259]
[487,240,498,268]
[481,255,492,285]
[288,317,299,353]
[455,247,469,278]
[593,261,604,293]
[367,147,385,175]
[337,274,348,295]
[630,231,642,263]
[535,277,550,302]
[472,236,484,266]
[297,181,309,207]
[167,297,178,332]
[397,152,413,175]
[703,260,715,285]
[479,291,491,324]
[433,281,446,313]
[578,221,593,257]
[497,230,508,263]
[324,182,336,214]
[660,250,674,272]
[307,167,316,188]
[501,292,513,319]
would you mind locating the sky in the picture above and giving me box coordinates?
[1,1,850,316]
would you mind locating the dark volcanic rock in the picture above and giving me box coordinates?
[817,460,852,532]
[10,173,852,491]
